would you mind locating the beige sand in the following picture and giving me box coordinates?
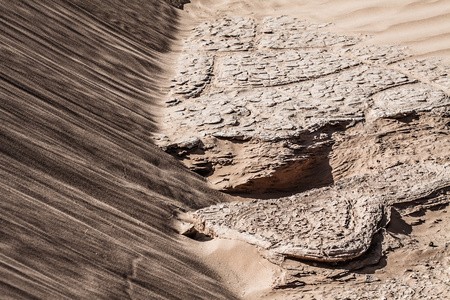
[183,0,450,64]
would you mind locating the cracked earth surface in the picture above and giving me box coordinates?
[157,15,450,299]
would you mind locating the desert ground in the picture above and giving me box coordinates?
[1,0,449,299]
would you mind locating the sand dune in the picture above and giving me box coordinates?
[1,1,235,299]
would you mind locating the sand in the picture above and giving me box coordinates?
[1,0,449,299]
[1,1,235,299]
[183,0,450,64]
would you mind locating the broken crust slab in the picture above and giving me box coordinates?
[181,162,450,264]
[188,194,387,263]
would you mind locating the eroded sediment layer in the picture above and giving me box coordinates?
[163,15,450,272]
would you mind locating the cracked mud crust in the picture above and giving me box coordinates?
[192,195,385,263]
[154,15,450,193]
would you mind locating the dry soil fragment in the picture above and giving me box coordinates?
[184,17,256,52]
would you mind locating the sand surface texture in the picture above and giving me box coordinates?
[1,1,235,299]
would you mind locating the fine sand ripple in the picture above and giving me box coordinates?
[0,1,236,299]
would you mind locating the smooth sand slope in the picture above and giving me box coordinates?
[1,1,235,299]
